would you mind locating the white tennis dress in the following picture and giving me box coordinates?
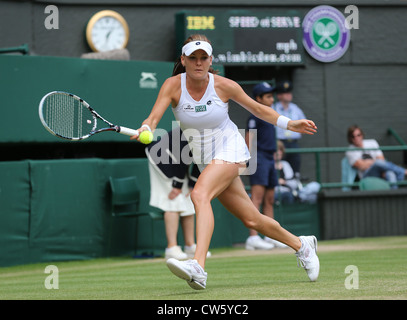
[172,73,250,171]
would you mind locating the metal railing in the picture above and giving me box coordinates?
[0,44,30,55]
[284,128,407,189]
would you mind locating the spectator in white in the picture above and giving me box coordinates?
[274,140,298,204]
[345,125,407,189]
[275,141,320,204]
[273,81,306,176]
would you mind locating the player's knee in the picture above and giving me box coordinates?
[190,188,209,208]
[242,214,263,230]
[242,218,257,230]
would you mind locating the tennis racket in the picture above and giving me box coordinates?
[39,91,139,141]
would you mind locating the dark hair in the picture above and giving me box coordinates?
[277,140,285,154]
[347,125,364,144]
[172,34,218,76]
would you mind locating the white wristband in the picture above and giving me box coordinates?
[276,116,291,130]
[141,124,152,132]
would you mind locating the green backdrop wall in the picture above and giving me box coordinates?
[0,55,177,143]
[0,158,253,267]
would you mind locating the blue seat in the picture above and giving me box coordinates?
[359,177,391,191]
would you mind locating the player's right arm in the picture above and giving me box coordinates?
[131,76,180,139]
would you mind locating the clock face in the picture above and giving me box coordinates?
[86,11,129,52]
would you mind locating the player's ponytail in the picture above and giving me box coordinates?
[172,57,185,76]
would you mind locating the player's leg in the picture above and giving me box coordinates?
[189,160,242,268]
[217,177,319,281]
[166,160,241,290]
[217,176,301,251]
[167,162,319,286]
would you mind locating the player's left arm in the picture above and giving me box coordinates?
[216,76,317,135]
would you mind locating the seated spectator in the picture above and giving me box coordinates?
[345,125,407,189]
[274,141,299,204]
[274,141,320,204]
[341,157,358,191]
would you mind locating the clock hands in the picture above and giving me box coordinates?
[87,10,129,52]
[105,29,113,42]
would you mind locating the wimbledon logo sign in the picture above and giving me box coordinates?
[302,6,350,63]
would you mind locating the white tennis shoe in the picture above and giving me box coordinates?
[245,235,275,250]
[166,258,207,290]
[184,244,212,259]
[165,246,188,260]
[295,236,320,282]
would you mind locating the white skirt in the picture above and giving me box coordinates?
[148,161,195,216]
[185,124,251,172]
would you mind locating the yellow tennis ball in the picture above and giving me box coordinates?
[139,130,153,144]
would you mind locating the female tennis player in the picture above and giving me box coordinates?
[132,34,319,290]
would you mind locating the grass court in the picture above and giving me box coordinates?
[1,236,406,300]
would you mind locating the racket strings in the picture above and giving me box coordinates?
[43,93,93,139]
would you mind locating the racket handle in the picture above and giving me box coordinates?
[118,126,139,137]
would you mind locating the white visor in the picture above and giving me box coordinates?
[182,41,213,56]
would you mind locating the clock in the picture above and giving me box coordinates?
[86,10,130,52]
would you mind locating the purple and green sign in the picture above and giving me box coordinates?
[302,6,351,63]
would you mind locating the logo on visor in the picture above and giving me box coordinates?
[196,42,200,45]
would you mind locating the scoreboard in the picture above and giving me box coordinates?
[176,10,305,65]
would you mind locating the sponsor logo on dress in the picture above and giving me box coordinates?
[183,104,195,112]
[195,105,207,112]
